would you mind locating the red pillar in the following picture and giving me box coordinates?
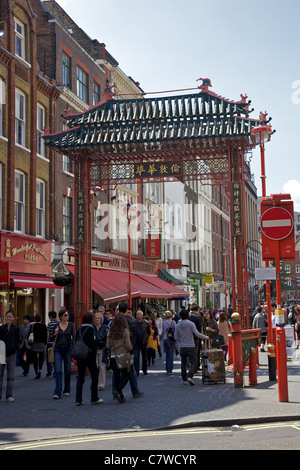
[276,327,289,402]
[248,347,257,386]
[74,156,92,327]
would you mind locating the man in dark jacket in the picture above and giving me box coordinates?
[189,304,203,370]
[131,310,150,376]
[0,310,20,402]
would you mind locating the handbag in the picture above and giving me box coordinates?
[210,334,225,349]
[48,345,55,364]
[114,352,133,370]
[28,332,34,344]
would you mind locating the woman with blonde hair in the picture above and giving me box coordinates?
[162,310,176,375]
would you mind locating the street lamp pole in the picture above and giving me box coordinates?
[251,124,273,344]
[222,250,228,309]
[251,124,278,384]
[127,203,132,309]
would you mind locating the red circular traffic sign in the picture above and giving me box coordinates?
[261,207,294,240]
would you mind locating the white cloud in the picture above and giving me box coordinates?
[283,180,300,212]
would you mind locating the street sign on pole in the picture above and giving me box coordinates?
[261,197,295,261]
[261,207,293,241]
[255,267,276,281]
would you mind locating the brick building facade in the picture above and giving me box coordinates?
[0,0,61,323]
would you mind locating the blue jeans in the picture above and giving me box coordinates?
[53,347,72,397]
[163,338,175,373]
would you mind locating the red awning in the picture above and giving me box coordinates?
[11,275,63,289]
[92,269,141,303]
[67,266,141,304]
[67,266,182,303]
[131,274,171,299]
[136,273,189,298]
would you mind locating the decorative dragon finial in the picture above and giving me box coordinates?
[197,78,212,93]
[103,85,116,101]
[260,111,268,121]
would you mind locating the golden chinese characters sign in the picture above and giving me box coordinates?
[232,182,243,237]
[76,190,86,243]
[134,162,183,178]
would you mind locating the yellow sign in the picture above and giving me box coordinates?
[204,274,214,284]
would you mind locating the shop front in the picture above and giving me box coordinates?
[0,232,62,325]
[66,252,189,313]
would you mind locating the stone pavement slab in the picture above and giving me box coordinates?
[0,351,300,445]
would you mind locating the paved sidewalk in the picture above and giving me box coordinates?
[0,350,300,445]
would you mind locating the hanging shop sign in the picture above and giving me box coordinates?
[204,274,214,284]
[0,261,10,287]
[168,259,182,270]
[146,234,162,260]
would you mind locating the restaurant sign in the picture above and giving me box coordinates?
[0,232,52,275]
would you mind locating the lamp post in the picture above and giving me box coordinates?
[222,250,228,309]
[251,124,273,344]
[127,203,133,309]
[251,124,278,384]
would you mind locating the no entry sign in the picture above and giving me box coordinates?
[261,207,293,241]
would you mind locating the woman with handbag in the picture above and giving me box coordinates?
[106,313,133,404]
[50,308,75,400]
[203,310,219,349]
[27,313,48,379]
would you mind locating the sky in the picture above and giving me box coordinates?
[56,0,300,210]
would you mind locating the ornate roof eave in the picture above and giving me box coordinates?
[59,89,254,131]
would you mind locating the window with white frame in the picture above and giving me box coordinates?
[37,104,45,157]
[0,79,5,137]
[62,53,71,88]
[296,265,300,274]
[77,66,88,103]
[63,196,72,244]
[14,170,25,233]
[15,89,26,147]
[14,18,25,60]
[285,264,291,273]
[36,179,45,237]
[93,81,100,105]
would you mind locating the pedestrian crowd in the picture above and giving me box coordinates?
[3,302,298,405]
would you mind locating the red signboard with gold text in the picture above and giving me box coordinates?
[168,259,182,270]
[0,261,10,286]
[0,232,52,275]
[146,234,161,260]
